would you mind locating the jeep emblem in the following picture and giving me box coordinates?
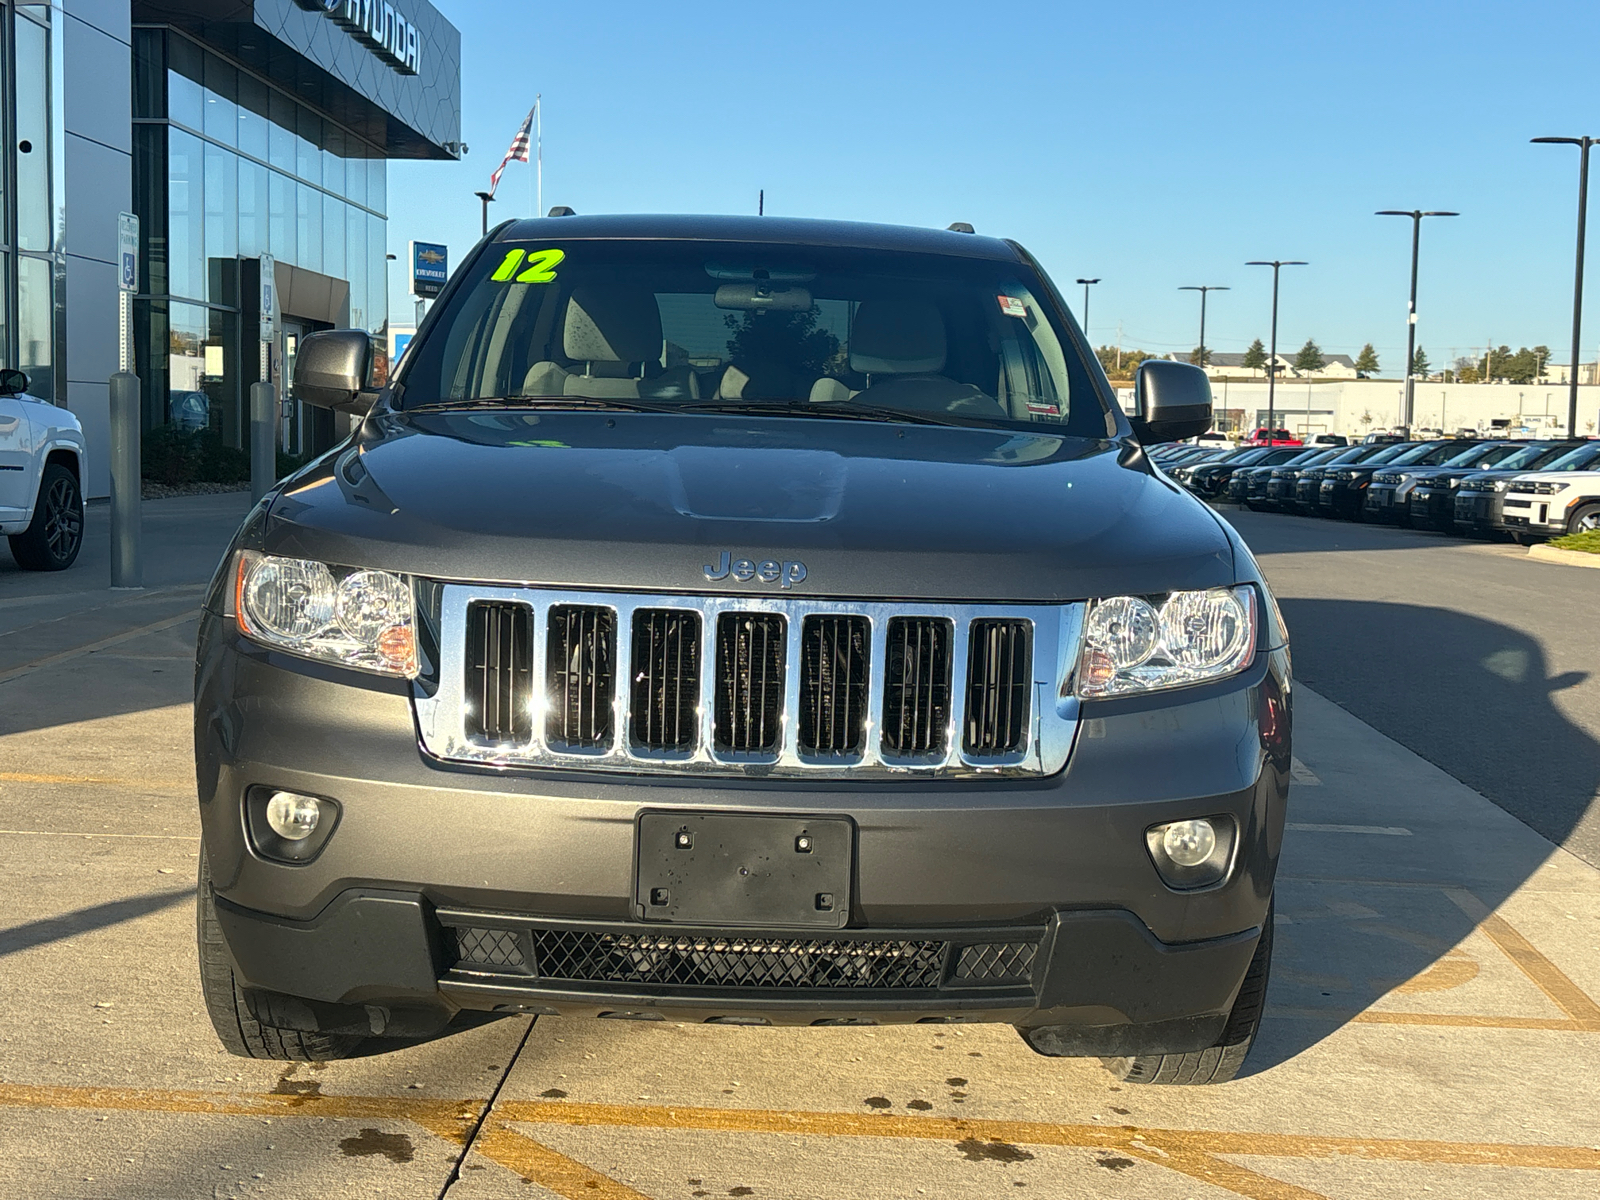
[703,551,807,589]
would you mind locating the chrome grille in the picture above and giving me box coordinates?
[882,616,952,757]
[630,610,701,752]
[416,588,1085,779]
[546,606,615,750]
[965,619,1032,755]
[715,613,787,754]
[799,615,869,755]
[464,601,533,744]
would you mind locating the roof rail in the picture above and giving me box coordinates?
[946,221,975,233]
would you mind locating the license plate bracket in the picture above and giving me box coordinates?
[635,812,853,928]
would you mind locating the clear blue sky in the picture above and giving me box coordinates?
[387,0,1600,372]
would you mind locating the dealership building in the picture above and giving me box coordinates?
[6,0,460,496]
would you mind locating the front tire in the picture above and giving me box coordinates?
[8,462,83,570]
[197,848,364,1061]
[1101,900,1273,1086]
[1569,503,1600,535]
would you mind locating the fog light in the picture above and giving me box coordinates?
[265,791,321,841]
[1145,816,1235,890]
[1161,819,1216,867]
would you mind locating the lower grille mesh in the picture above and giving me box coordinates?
[715,614,786,754]
[531,931,947,990]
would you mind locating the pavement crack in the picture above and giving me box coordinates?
[435,1015,536,1198]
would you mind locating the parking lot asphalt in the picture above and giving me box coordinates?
[1221,505,1600,870]
[2,498,1598,1198]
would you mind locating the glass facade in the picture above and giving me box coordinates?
[4,2,64,404]
[133,26,388,452]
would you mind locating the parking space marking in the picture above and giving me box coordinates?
[478,1122,656,1199]
[0,828,198,840]
[1447,888,1600,1027]
[0,609,199,685]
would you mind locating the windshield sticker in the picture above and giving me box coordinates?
[997,295,1028,318]
[489,248,566,284]
[1026,401,1061,417]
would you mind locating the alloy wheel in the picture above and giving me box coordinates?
[43,476,82,563]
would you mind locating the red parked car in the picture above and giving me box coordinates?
[1243,427,1304,447]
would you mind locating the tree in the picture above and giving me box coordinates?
[1358,409,1374,430]
[1293,339,1325,375]
[1411,346,1430,378]
[1189,345,1210,366]
[1354,343,1380,376]
[1095,345,1153,379]
[1241,339,1267,371]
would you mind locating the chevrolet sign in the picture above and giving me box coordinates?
[297,0,423,75]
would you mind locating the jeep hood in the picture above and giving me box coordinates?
[259,410,1235,602]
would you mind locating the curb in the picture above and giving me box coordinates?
[1527,543,1600,570]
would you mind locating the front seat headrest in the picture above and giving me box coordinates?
[564,286,662,365]
[849,299,947,375]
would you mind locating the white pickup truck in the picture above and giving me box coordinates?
[0,370,87,571]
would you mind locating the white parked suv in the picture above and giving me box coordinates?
[0,369,88,571]
[1501,461,1600,541]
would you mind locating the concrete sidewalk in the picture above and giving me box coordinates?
[0,605,1596,1198]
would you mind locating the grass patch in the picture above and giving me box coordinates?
[1549,529,1600,554]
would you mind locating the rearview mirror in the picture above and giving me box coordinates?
[1131,360,1213,445]
[293,329,375,413]
[0,368,28,396]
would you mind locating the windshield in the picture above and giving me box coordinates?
[1512,443,1577,469]
[397,239,1109,436]
[1225,448,1271,465]
[1541,441,1600,471]
[1437,442,1499,467]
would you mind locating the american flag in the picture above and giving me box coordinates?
[489,104,536,197]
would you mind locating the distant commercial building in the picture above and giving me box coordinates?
[1177,352,1361,381]
[5,0,461,496]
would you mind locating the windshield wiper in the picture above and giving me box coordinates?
[681,399,980,428]
[405,396,686,415]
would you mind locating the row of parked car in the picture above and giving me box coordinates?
[1153,435,1600,541]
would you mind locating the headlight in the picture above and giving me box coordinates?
[1494,480,1510,492]
[1077,587,1255,697]
[233,552,418,677]
[1530,481,1570,495]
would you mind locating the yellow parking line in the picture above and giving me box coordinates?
[477,1122,655,1199]
[0,609,199,685]
[1268,1008,1588,1033]
[1446,888,1600,1027]
[495,1098,1600,1173]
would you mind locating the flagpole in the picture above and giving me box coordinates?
[536,95,542,218]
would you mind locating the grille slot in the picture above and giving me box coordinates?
[952,941,1038,984]
[546,605,616,750]
[530,930,948,990]
[464,601,533,744]
[964,619,1032,756]
[630,610,702,751]
[714,613,787,754]
[882,617,953,757]
[799,616,869,755]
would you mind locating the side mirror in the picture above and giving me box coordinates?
[0,368,28,396]
[1130,360,1213,445]
[293,329,375,413]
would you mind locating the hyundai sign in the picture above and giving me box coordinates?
[295,0,424,74]
[410,241,448,298]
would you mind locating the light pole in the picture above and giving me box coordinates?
[1245,261,1306,441]
[1076,278,1100,342]
[474,190,496,236]
[1375,209,1458,429]
[1179,285,1229,368]
[1531,136,1596,438]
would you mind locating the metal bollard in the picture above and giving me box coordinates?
[109,371,143,588]
[250,380,276,504]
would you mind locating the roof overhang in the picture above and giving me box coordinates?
[134,0,461,159]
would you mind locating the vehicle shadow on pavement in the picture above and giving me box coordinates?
[1238,599,1600,1075]
[0,888,192,958]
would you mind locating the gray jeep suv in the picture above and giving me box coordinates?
[195,215,1291,1085]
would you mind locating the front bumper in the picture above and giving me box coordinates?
[195,616,1290,1052]
[1502,498,1565,534]
[1363,484,1403,518]
[1408,486,1454,524]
